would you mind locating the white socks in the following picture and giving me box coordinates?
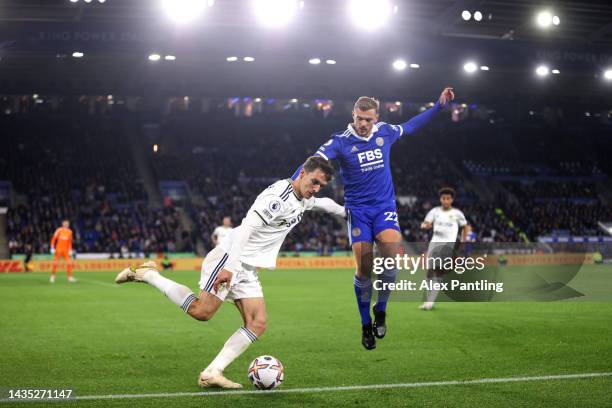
[205,327,258,374]
[144,270,197,313]
[426,276,443,303]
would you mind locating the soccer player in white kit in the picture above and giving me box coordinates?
[115,157,345,388]
[420,187,471,310]
[211,216,232,247]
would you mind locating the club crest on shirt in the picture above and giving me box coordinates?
[376,137,384,146]
[352,227,361,237]
[269,200,282,213]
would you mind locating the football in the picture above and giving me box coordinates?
[247,355,285,390]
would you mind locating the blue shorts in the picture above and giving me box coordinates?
[346,206,400,245]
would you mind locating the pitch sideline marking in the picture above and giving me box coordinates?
[2,372,610,402]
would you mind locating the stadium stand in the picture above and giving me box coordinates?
[2,100,612,256]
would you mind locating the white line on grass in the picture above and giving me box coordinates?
[2,372,610,402]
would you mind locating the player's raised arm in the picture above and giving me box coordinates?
[395,87,454,138]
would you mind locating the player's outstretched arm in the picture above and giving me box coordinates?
[399,87,454,136]
[308,197,346,218]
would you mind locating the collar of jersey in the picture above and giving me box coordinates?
[346,123,381,142]
[285,178,302,201]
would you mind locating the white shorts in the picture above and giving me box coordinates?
[199,247,264,302]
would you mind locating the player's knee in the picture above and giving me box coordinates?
[247,316,267,337]
[188,301,215,322]
[355,264,372,279]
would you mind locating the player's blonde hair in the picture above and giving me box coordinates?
[354,96,379,113]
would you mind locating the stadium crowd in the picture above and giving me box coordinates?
[3,103,612,256]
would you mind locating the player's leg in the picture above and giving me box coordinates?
[420,242,452,310]
[199,298,265,389]
[115,250,226,321]
[348,209,377,349]
[65,253,76,283]
[372,209,403,338]
[199,266,265,388]
[50,253,60,283]
[420,269,444,310]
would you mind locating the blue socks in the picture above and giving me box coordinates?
[374,268,397,313]
[354,275,373,325]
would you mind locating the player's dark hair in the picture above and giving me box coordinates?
[354,96,379,113]
[438,187,455,197]
[303,156,335,181]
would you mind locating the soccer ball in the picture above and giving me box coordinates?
[247,355,284,390]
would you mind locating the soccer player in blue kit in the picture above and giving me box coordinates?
[293,87,455,350]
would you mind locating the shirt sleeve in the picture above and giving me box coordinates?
[250,193,285,226]
[305,197,346,218]
[50,228,60,248]
[379,123,404,144]
[456,210,468,227]
[314,137,341,161]
[395,101,442,140]
[424,209,435,224]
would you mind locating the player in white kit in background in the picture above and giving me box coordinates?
[114,157,345,388]
[211,216,233,247]
[420,187,471,311]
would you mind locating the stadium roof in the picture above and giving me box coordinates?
[2,0,612,43]
[0,0,611,101]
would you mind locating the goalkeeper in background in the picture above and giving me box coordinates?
[50,219,76,283]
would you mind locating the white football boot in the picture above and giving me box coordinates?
[198,370,243,389]
[419,302,435,311]
[115,261,159,284]
[68,276,77,283]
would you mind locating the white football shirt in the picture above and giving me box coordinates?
[424,206,467,243]
[221,179,336,269]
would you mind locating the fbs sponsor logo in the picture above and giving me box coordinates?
[357,149,383,164]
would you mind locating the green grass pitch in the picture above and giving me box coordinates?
[1,266,611,407]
